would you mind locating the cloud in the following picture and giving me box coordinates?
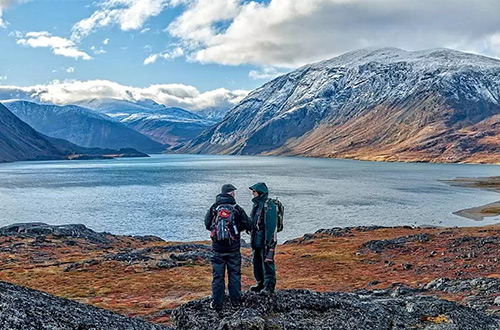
[103,38,109,45]
[65,67,75,73]
[143,54,160,65]
[0,7,6,28]
[8,30,22,38]
[167,0,500,67]
[143,46,184,64]
[16,31,92,60]
[72,0,169,41]
[249,66,288,80]
[0,80,249,110]
[0,75,7,82]
[91,45,106,54]
[167,0,240,45]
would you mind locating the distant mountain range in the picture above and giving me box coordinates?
[0,103,147,163]
[185,48,500,163]
[76,98,215,147]
[3,100,165,153]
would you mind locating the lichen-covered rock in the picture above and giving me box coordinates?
[0,223,111,244]
[362,233,431,253]
[0,281,171,330]
[283,226,417,245]
[425,277,500,312]
[172,288,500,330]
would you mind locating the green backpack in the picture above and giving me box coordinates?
[265,198,284,233]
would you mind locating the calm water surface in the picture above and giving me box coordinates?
[0,154,499,242]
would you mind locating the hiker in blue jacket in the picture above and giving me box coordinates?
[205,184,251,312]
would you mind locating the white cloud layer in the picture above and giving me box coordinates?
[72,0,169,40]
[0,80,249,110]
[16,31,92,60]
[167,0,500,67]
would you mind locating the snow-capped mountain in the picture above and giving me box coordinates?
[3,100,165,153]
[185,48,500,163]
[190,107,231,122]
[77,98,216,146]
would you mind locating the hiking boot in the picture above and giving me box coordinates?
[250,284,264,293]
[231,301,241,310]
[210,301,222,312]
[259,288,274,296]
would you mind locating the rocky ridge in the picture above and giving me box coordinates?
[172,287,500,330]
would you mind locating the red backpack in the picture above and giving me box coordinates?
[211,204,238,242]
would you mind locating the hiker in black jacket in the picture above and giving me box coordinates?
[205,184,252,312]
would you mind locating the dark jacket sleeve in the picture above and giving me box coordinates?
[264,201,278,247]
[205,205,215,231]
[236,206,252,231]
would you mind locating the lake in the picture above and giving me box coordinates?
[0,154,499,242]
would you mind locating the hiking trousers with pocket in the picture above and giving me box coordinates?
[211,250,242,309]
[252,247,276,291]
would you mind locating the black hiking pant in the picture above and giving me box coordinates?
[211,250,242,309]
[252,247,276,291]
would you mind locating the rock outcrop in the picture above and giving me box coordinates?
[0,281,171,330]
[0,223,113,244]
[172,287,500,330]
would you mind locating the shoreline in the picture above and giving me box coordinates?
[447,177,500,221]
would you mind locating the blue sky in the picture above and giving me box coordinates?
[0,0,499,110]
[0,0,264,91]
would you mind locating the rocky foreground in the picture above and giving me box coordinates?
[3,279,500,330]
[174,288,500,330]
[3,223,500,329]
[0,281,170,330]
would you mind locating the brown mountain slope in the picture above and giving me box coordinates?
[269,97,500,163]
